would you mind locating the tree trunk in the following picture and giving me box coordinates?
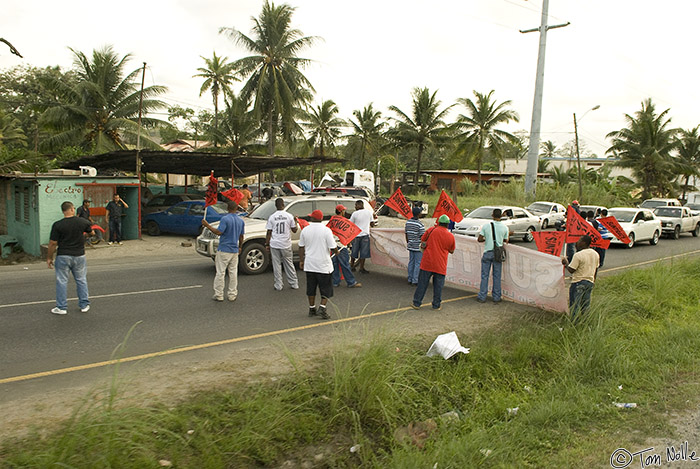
[213,92,219,148]
[414,144,424,188]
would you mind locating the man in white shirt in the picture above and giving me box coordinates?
[265,198,299,291]
[299,209,338,319]
[349,199,376,274]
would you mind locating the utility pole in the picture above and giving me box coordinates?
[521,0,569,199]
[136,62,146,239]
[573,105,600,201]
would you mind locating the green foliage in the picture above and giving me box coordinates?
[346,102,388,168]
[300,99,345,157]
[193,52,238,146]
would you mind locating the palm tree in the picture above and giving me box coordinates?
[215,92,262,157]
[387,87,453,183]
[454,90,519,184]
[221,1,317,158]
[550,165,574,186]
[540,140,557,159]
[193,52,237,147]
[347,103,385,167]
[40,46,167,154]
[675,126,700,201]
[607,99,678,199]
[301,99,345,157]
[0,108,26,148]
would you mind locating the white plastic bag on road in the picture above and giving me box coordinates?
[426,331,470,360]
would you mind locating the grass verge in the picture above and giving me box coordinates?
[3,260,700,468]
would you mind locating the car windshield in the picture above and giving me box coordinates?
[210,203,228,214]
[526,203,551,213]
[685,203,700,210]
[466,207,495,219]
[654,207,681,217]
[640,200,667,208]
[607,210,635,223]
[247,199,278,220]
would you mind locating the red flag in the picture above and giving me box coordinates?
[296,217,309,230]
[533,231,566,257]
[221,187,244,204]
[383,187,413,219]
[565,206,610,249]
[205,172,218,207]
[597,216,631,245]
[326,215,362,246]
[431,190,464,222]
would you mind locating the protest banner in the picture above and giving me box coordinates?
[597,216,631,244]
[383,187,413,219]
[370,228,568,313]
[431,190,463,222]
[326,215,362,246]
[565,206,610,249]
[532,231,566,257]
[221,187,244,204]
[204,171,218,207]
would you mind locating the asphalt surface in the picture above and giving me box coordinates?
[1,231,699,388]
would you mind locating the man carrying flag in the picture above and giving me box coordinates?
[202,200,245,302]
[383,187,413,219]
[331,204,361,288]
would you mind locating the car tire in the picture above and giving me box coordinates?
[523,226,536,243]
[541,218,549,230]
[626,232,635,249]
[650,230,660,245]
[693,224,700,237]
[146,221,161,236]
[239,241,269,275]
[673,225,681,240]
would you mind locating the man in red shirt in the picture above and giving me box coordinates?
[412,214,455,310]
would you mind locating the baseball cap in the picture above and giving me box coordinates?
[572,200,579,205]
[308,209,324,221]
[335,204,346,212]
[412,206,422,217]
[438,214,450,224]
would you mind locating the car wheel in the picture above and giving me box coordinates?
[626,232,635,249]
[693,224,700,237]
[523,226,536,243]
[146,221,161,236]
[541,218,549,230]
[239,241,269,275]
[673,225,681,240]
[650,230,660,245]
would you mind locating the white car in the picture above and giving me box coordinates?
[453,205,540,242]
[607,207,662,248]
[526,202,566,229]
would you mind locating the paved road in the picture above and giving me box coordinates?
[1,232,699,385]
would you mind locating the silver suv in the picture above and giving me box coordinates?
[195,193,373,275]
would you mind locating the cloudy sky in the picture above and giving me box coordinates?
[2,0,697,158]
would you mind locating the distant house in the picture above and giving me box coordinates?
[501,156,633,180]
[419,169,548,194]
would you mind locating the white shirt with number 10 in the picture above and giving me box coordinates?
[266,210,296,249]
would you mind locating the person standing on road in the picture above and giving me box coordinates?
[47,201,95,315]
[76,199,93,223]
[405,206,425,285]
[332,204,361,289]
[265,198,299,291]
[299,209,338,319]
[349,199,376,274]
[477,208,510,303]
[412,214,455,310]
[561,234,599,321]
[202,201,245,302]
[105,193,128,245]
[240,184,252,211]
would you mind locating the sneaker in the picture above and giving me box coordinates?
[107,242,113,245]
[432,305,442,310]
[80,305,90,313]
[291,285,299,290]
[348,283,362,288]
[117,241,123,245]
[411,304,420,310]
[317,306,330,320]
[308,307,317,317]
[228,296,237,302]
[212,296,224,302]
[476,298,486,304]
[51,307,67,315]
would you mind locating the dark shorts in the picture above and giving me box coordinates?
[306,272,334,299]
[351,235,371,259]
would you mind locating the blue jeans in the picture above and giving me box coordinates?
[55,255,89,310]
[407,250,422,284]
[109,217,122,242]
[412,269,445,309]
[569,280,594,320]
[478,250,503,302]
[332,247,357,286]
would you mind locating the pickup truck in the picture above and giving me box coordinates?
[653,206,700,239]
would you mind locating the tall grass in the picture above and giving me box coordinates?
[3,260,700,467]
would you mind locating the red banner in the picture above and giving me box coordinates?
[221,187,244,204]
[296,217,309,230]
[431,190,463,222]
[326,215,362,246]
[205,172,218,207]
[597,216,631,245]
[383,187,413,219]
[532,231,566,257]
[565,206,610,249]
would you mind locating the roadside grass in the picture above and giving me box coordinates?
[3,260,700,467]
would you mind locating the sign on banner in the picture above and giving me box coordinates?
[532,231,566,257]
[326,215,362,246]
[383,187,413,219]
[296,217,309,230]
[369,228,568,313]
[597,216,631,245]
[221,187,244,204]
[565,206,610,249]
[205,172,218,207]
[432,190,464,222]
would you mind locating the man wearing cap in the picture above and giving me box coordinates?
[299,209,338,319]
[332,204,361,288]
[477,208,510,303]
[349,199,376,274]
[265,198,299,291]
[412,214,455,310]
[405,206,425,285]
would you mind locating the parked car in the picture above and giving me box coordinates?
[525,201,566,229]
[607,207,662,248]
[639,198,681,209]
[195,193,373,274]
[142,193,204,215]
[311,186,377,208]
[653,206,700,239]
[684,203,700,216]
[452,205,540,242]
[143,200,228,236]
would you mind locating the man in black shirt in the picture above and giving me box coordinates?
[47,201,94,315]
[105,193,129,245]
[76,199,92,222]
